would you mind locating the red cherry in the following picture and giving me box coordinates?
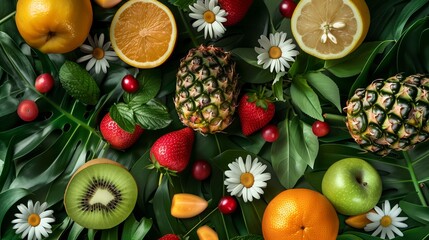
[218,196,238,214]
[279,0,297,18]
[35,73,54,93]
[261,124,279,142]
[312,120,330,137]
[121,74,139,93]
[192,160,212,181]
[17,100,39,122]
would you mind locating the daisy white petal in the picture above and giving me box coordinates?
[364,200,407,240]
[76,33,116,74]
[188,0,226,39]
[12,200,54,240]
[76,54,93,63]
[223,155,270,202]
[80,44,93,53]
[255,32,299,73]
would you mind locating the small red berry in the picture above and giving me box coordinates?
[218,196,238,214]
[192,160,212,181]
[158,233,180,240]
[35,73,54,93]
[121,74,139,93]
[279,0,297,18]
[261,124,279,142]
[312,120,330,137]
[17,100,39,122]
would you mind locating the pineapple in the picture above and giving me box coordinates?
[345,73,429,156]
[174,45,239,134]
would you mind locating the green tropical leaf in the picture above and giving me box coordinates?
[400,201,429,224]
[392,0,429,39]
[305,71,341,112]
[290,75,323,121]
[100,226,118,240]
[67,223,84,240]
[324,41,394,78]
[168,0,195,9]
[0,188,30,233]
[232,48,261,68]
[271,111,318,188]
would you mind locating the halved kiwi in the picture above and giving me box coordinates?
[64,158,138,229]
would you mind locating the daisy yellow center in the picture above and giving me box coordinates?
[269,46,282,59]
[380,215,392,227]
[92,47,105,60]
[27,213,41,227]
[240,172,255,188]
[203,11,216,24]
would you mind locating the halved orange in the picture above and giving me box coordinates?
[110,0,177,68]
[291,0,370,60]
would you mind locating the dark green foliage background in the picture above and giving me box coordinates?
[1,0,429,239]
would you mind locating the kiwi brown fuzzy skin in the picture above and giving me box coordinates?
[64,158,137,230]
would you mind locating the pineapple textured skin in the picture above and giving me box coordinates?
[174,45,239,134]
[345,73,429,156]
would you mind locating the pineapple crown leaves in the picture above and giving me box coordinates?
[245,86,274,110]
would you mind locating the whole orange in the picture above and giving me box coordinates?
[15,0,93,54]
[262,188,339,240]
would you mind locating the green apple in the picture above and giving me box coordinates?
[321,157,382,216]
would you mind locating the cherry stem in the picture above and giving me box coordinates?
[403,151,428,207]
[0,11,15,26]
[183,206,218,238]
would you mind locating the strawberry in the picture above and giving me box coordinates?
[159,234,180,240]
[150,127,194,173]
[218,0,253,26]
[100,113,143,150]
[238,92,275,136]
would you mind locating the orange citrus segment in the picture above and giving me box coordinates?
[110,0,177,68]
[291,0,370,60]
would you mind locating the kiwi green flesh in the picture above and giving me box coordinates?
[64,163,138,230]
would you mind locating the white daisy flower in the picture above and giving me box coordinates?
[224,155,271,202]
[12,200,55,240]
[189,0,227,39]
[77,33,118,74]
[255,32,299,73]
[364,200,408,239]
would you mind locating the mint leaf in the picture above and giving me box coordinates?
[168,0,195,9]
[59,61,100,105]
[132,100,172,130]
[124,69,162,105]
[290,76,323,121]
[110,103,136,133]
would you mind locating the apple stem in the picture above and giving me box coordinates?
[0,11,15,26]
[403,151,428,207]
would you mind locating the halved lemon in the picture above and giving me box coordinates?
[110,0,177,68]
[291,0,370,60]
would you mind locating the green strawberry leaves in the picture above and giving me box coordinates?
[110,69,172,132]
